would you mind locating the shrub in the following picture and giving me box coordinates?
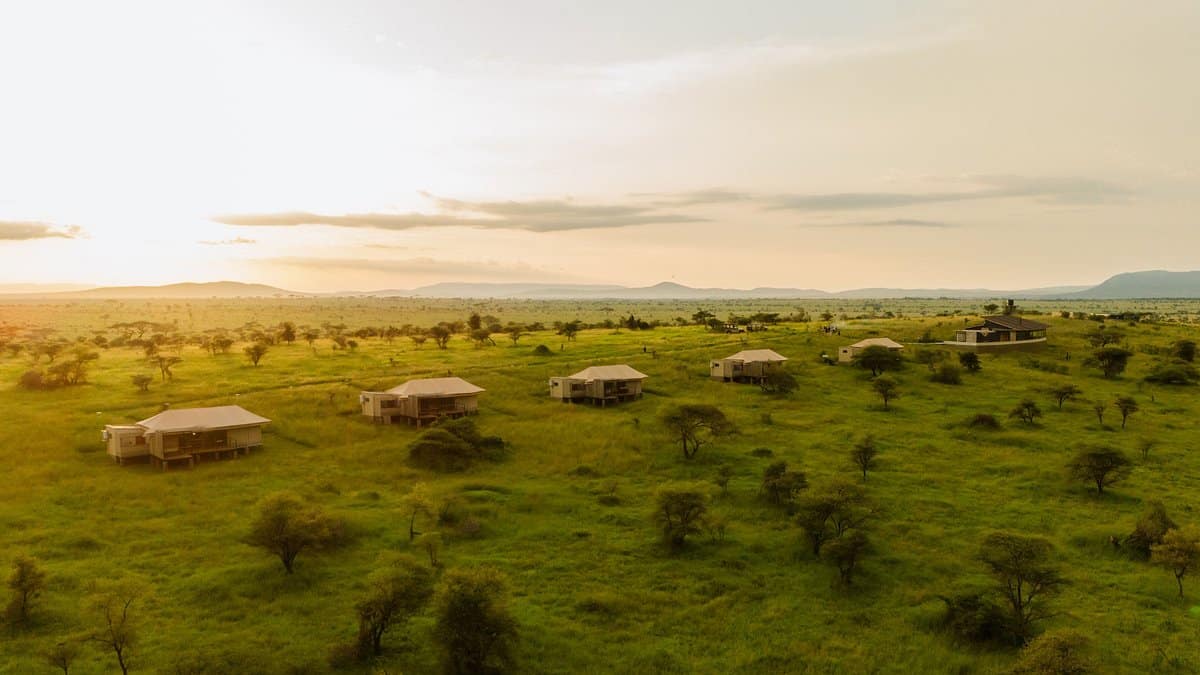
[1144,363,1199,385]
[939,592,1016,646]
[931,363,962,385]
[433,566,518,675]
[966,413,1002,430]
[17,370,47,390]
[1012,630,1092,674]
[1126,500,1176,560]
[958,352,982,372]
[245,492,340,574]
[408,428,494,472]
[653,483,709,550]
[532,344,553,356]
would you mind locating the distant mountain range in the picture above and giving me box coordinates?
[3,270,1200,300]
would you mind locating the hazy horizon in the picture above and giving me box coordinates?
[2,1,1197,291]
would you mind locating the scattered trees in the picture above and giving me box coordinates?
[245,492,338,574]
[1067,447,1132,495]
[854,345,903,376]
[850,435,879,480]
[653,484,709,549]
[5,554,46,627]
[1152,526,1200,598]
[977,532,1065,641]
[660,404,733,459]
[433,566,519,675]
[1009,399,1042,425]
[871,375,900,410]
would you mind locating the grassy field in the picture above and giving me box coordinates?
[1,299,1199,673]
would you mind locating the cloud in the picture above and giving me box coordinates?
[769,176,1129,211]
[813,219,957,229]
[262,256,570,282]
[198,236,257,246]
[0,221,83,240]
[215,194,703,233]
[632,188,754,207]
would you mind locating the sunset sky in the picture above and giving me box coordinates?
[1,0,1197,292]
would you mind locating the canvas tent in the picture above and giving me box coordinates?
[103,404,270,469]
[550,364,647,405]
[710,349,788,382]
[361,376,484,425]
[838,338,904,363]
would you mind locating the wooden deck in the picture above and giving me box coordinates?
[150,444,259,471]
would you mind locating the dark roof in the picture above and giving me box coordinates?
[981,315,1049,331]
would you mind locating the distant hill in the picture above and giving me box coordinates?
[5,270,1200,300]
[1064,270,1200,299]
[45,281,305,299]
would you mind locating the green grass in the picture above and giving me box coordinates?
[1,300,1199,673]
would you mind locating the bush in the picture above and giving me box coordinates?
[17,370,46,390]
[409,429,479,472]
[1012,630,1092,674]
[931,363,962,385]
[437,418,505,452]
[532,344,553,356]
[939,592,1018,646]
[1144,363,1199,385]
[967,413,1002,430]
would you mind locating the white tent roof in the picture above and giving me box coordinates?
[386,377,485,398]
[723,349,788,363]
[848,337,904,349]
[567,365,648,381]
[136,405,271,433]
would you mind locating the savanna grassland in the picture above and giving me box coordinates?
[1,297,1199,673]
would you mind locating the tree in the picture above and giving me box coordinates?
[714,465,734,494]
[1127,500,1176,559]
[410,334,428,349]
[1009,399,1042,425]
[1050,384,1082,410]
[915,348,947,372]
[660,404,733,459]
[43,639,81,674]
[850,435,879,480]
[402,483,434,541]
[86,579,145,675]
[155,355,181,381]
[1087,347,1132,379]
[302,329,320,348]
[1152,526,1200,598]
[504,326,526,346]
[243,342,268,367]
[758,370,798,395]
[433,566,518,675]
[931,363,962,384]
[1171,339,1196,362]
[467,313,482,331]
[983,303,1000,314]
[761,462,807,505]
[653,484,709,549]
[408,429,480,472]
[824,531,869,585]
[958,351,982,372]
[1137,438,1157,460]
[1092,402,1106,425]
[854,345,903,376]
[353,555,435,658]
[557,320,581,341]
[430,326,453,349]
[1113,396,1138,429]
[978,533,1065,640]
[692,309,714,326]
[469,329,494,348]
[131,374,152,392]
[872,375,900,410]
[278,321,297,345]
[1085,326,1125,348]
[1067,447,1132,495]
[5,554,46,626]
[795,481,872,557]
[245,492,336,573]
[1012,630,1092,675]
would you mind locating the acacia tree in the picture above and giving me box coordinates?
[1009,399,1042,425]
[1152,526,1200,598]
[795,481,872,558]
[5,554,46,626]
[243,342,268,367]
[761,462,807,505]
[86,579,145,675]
[131,374,152,392]
[42,640,81,675]
[1050,384,1082,410]
[872,375,899,410]
[505,326,526,346]
[1114,396,1139,429]
[433,566,519,675]
[854,345,903,376]
[155,355,181,381]
[824,531,869,585]
[1092,402,1107,425]
[660,404,732,459]
[759,370,798,395]
[245,492,337,573]
[1127,500,1176,559]
[557,320,581,341]
[850,435,879,480]
[402,483,434,541]
[352,556,435,659]
[653,484,709,549]
[978,533,1065,640]
[429,326,453,349]
[1067,447,1132,495]
[1088,347,1133,378]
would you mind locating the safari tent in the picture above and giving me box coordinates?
[360,377,484,426]
[710,349,789,383]
[103,405,270,469]
[549,364,647,405]
[838,338,904,363]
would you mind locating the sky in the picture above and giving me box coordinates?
[0,0,1197,292]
